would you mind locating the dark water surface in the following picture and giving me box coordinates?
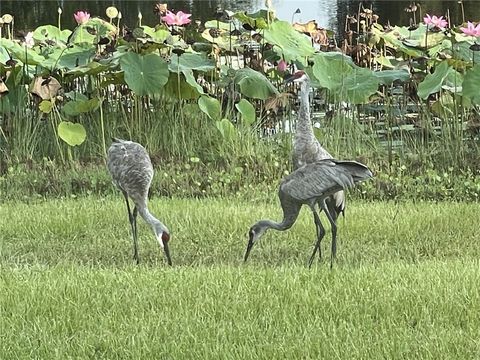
[1,1,480,36]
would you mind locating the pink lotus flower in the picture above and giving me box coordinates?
[460,21,480,37]
[277,60,288,72]
[74,11,90,25]
[161,10,191,26]
[423,14,448,30]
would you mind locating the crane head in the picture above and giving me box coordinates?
[244,224,267,262]
[154,224,172,266]
[283,70,308,84]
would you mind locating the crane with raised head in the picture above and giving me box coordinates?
[285,70,346,260]
[244,159,373,268]
[107,138,172,265]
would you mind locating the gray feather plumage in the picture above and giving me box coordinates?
[107,138,153,208]
[292,75,345,215]
[245,158,373,266]
[281,160,372,203]
[106,138,171,265]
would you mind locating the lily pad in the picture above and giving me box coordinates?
[120,52,169,96]
[58,121,87,146]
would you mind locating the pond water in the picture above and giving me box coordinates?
[1,0,480,36]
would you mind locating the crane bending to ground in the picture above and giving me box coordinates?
[244,159,373,268]
[107,138,172,265]
[285,70,346,261]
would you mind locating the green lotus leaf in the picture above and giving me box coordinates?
[141,26,170,43]
[234,10,271,30]
[235,99,256,126]
[169,52,216,72]
[0,46,9,65]
[182,70,204,95]
[263,20,315,63]
[43,44,95,70]
[374,69,410,85]
[120,52,169,96]
[63,98,101,117]
[0,39,45,65]
[198,95,221,120]
[57,121,87,146]
[312,52,354,90]
[33,25,71,43]
[462,64,480,105]
[65,61,112,76]
[452,41,475,62]
[69,18,117,45]
[39,100,53,114]
[204,20,232,31]
[216,118,237,140]
[417,61,450,99]
[164,72,202,100]
[343,67,379,104]
[233,67,279,100]
[442,67,463,93]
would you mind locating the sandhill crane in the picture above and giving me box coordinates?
[244,159,372,268]
[285,70,346,260]
[107,138,172,265]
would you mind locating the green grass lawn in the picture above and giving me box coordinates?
[1,198,479,358]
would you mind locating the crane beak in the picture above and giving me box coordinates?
[163,240,172,266]
[244,233,255,262]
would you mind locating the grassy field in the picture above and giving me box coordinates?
[1,197,480,358]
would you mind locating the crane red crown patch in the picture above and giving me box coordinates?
[162,232,170,242]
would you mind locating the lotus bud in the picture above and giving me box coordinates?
[118,11,122,20]
[58,7,62,15]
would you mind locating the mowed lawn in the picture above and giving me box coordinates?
[1,198,479,358]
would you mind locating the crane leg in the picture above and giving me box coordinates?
[308,208,326,268]
[319,199,338,269]
[132,206,139,261]
[123,193,139,264]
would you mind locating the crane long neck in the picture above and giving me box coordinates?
[138,205,161,229]
[296,80,314,135]
[258,203,300,233]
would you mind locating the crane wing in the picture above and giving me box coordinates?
[280,159,372,202]
[107,139,154,198]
